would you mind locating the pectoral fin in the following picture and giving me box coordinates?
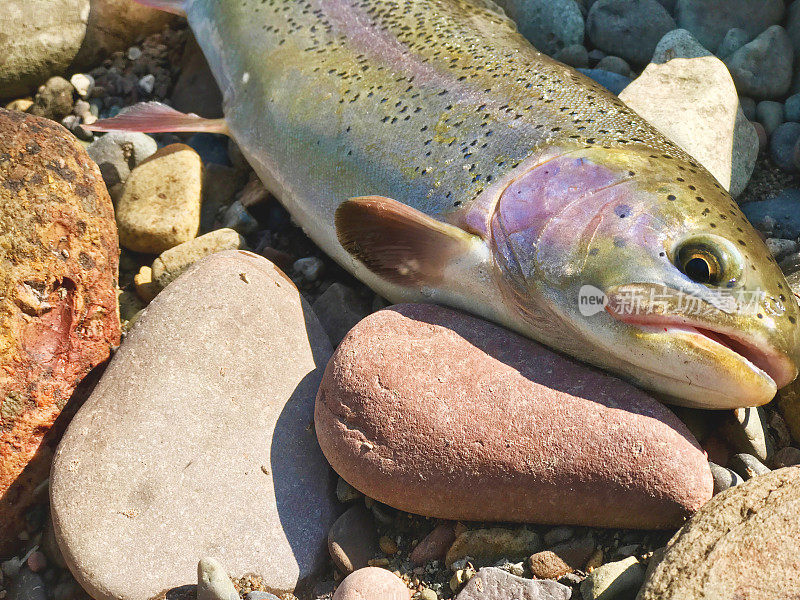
[335,196,480,287]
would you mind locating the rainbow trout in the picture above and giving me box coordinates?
[92,0,800,409]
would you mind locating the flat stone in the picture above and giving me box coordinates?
[50,251,337,599]
[410,523,457,566]
[151,228,246,290]
[674,0,783,52]
[637,467,800,599]
[115,143,203,254]
[456,567,572,600]
[315,305,712,529]
[333,568,410,600]
[0,108,119,555]
[586,0,676,65]
[619,55,757,196]
[445,528,541,568]
[724,25,793,99]
[328,505,379,574]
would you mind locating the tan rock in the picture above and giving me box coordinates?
[0,108,119,555]
[619,55,757,197]
[445,528,541,569]
[116,144,203,254]
[637,467,800,599]
[151,228,246,290]
[315,304,713,529]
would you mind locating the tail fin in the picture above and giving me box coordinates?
[85,102,229,135]
[133,0,186,16]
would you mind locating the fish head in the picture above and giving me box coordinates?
[490,145,800,408]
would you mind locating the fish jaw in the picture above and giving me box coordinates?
[601,288,795,408]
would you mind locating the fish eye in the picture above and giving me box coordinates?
[675,242,724,285]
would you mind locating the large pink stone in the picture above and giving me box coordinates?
[315,304,713,529]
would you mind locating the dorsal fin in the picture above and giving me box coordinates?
[85,102,229,135]
[336,196,480,287]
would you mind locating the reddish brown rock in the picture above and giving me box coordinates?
[0,108,120,554]
[315,304,713,529]
[333,567,409,600]
[528,536,596,579]
[410,523,456,566]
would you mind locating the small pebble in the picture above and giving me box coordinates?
[716,28,749,58]
[419,588,437,600]
[728,453,770,480]
[772,446,800,468]
[221,200,260,235]
[197,558,238,600]
[69,73,95,99]
[245,593,280,600]
[755,101,783,137]
[580,556,645,600]
[770,122,800,172]
[765,238,797,260]
[595,55,632,77]
[752,121,768,152]
[294,256,325,282]
[127,46,143,61]
[709,461,744,494]
[553,44,590,68]
[786,94,800,123]
[379,536,398,555]
[739,96,756,121]
[26,552,46,574]
[138,74,155,95]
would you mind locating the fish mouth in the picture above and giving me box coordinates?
[608,309,797,394]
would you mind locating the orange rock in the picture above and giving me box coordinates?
[0,108,120,554]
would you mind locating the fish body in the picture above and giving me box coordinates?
[102,0,800,408]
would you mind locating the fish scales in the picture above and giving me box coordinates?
[93,0,800,409]
[193,0,692,221]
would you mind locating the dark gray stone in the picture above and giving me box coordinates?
[675,0,783,52]
[7,568,47,600]
[724,25,793,99]
[770,122,800,172]
[498,0,584,55]
[728,453,771,480]
[586,0,676,64]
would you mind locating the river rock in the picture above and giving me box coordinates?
[637,467,800,599]
[328,505,379,575]
[445,528,541,568]
[87,131,157,188]
[742,190,800,240]
[333,568,409,600]
[716,28,750,59]
[619,54,756,196]
[674,0,783,52]
[0,0,173,99]
[27,76,74,122]
[650,28,709,63]
[151,228,246,290]
[496,0,584,56]
[410,523,457,566]
[50,251,337,599]
[456,567,572,600]
[315,304,713,529]
[0,108,119,555]
[115,143,203,254]
[586,0,676,65]
[724,25,793,99]
[770,122,800,173]
[582,557,644,600]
